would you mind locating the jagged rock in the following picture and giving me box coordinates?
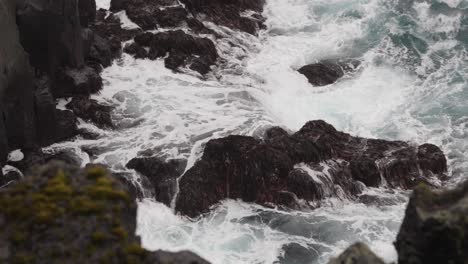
[175,120,447,217]
[180,0,266,34]
[298,59,360,86]
[123,43,148,59]
[0,168,22,187]
[395,181,468,264]
[328,243,385,264]
[110,0,187,30]
[131,30,217,74]
[53,66,102,98]
[66,96,114,128]
[126,157,184,206]
[0,162,210,264]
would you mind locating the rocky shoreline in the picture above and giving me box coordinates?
[0,0,467,263]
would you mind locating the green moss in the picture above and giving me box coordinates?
[70,196,102,215]
[91,232,108,243]
[124,243,147,256]
[13,254,33,264]
[11,232,27,244]
[43,170,73,196]
[86,167,108,180]
[112,226,128,241]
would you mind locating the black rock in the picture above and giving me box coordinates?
[79,0,97,27]
[175,120,448,217]
[328,243,385,264]
[53,66,103,98]
[66,96,114,128]
[126,157,184,206]
[132,30,218,74]
[395,181,468,264]
[298,59,360,86]
[55,110,79,142]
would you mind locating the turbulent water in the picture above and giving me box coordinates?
[47,0,468,263]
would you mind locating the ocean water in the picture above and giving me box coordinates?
[47,0,468,263]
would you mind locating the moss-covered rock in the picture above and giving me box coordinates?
[327,243,385,264]
[395,181,468,264]
[0,161,209,264]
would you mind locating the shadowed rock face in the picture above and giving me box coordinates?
[395,181,468,264]
[327,243,385,264]
[174,120,447,217]
[0,162,210,264]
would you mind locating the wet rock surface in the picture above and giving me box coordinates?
[395,181,468,264]
[298,59,361,86]
[327,243,385,264]
[0,162,210,264]
[130,30,218,74]
[66,96,114,129]
[126,157,185,206]
[175,120,447,217]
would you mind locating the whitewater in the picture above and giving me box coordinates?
[46,0,468,263]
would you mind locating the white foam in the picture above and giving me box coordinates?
[7,149,24,162]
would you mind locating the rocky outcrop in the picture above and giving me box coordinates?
[129,30,218,74]
[0,162,209,264]
[66,96,114,129]
[175,120,447,217]
[126,157,185,206]
[298,59,361,86]
[327,243,385,264]
[395,181,468,264]
[180,0,266,34]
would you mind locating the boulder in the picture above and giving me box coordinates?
[175,120,447,217]
[328,243,385,264]
[131,30,218,74]
[395,181,468,264]
[126,157,184,206]
[55,110,79,142]
[0,161,210,264]
[298,59,360,86]
[66,96,114,128]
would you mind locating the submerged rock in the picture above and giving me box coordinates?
[298,59,360,86]
[395,181,468,264]
[175,120,447,217]
[0,162,210,264]
[328,243,385,264]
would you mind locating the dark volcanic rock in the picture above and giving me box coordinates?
[328,243,385,264]
[180,0,266,34]
[66,96,114,128]
[298,59,360,86]
[175,120,447,217]
[395,181,468,264]
[79,0,97,27]
[126,157,183,206]
[0,162,210,264]
[110,0,188,30]
[54,66,103,98]
[55,110,79,142]
[16,0,85,74]
[131,30,218,74]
